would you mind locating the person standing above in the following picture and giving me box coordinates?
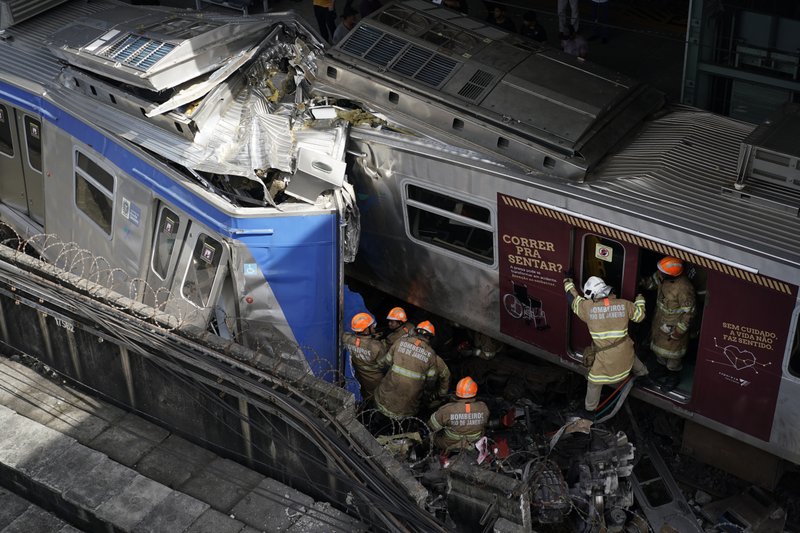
[384,306,415,346]
[374,321,450,419]
[521,11,547,42]
[332,6,358,44]
[557,0,579,38]
[343,313,387,404]
[588,0,610,43]
[564,276,648,419]
[486,5,516,33]
[313,0,337,43]
[640,256,696,391]
[429,377,490,454]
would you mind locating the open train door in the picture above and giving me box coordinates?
[567,229,641,364]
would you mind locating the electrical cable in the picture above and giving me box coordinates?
[0,259,449,532]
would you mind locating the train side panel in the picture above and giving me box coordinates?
[43,119,154,277]
[692,273,797,441]
[496,193,571,358]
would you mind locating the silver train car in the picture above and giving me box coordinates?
[317,2,800,466]
[0,1,356,376]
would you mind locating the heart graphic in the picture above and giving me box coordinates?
[723,345,756,371]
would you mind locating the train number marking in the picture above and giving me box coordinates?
[53,316,75,333]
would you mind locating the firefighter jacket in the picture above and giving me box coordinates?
[374,334,450,418]
[343,332,387,400]
[644,273,696,360]
[429,398,490,453]
[564,278,645,385]
[385,321,415,346]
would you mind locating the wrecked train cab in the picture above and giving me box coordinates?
[0,1,356,375]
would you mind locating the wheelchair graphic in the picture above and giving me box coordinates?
[502,281,549,330]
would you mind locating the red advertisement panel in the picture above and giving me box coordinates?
[692,273,797,441]
[497,194,571,356]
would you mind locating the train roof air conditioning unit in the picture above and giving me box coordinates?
[44,7,270,91]
[0,0,69,30]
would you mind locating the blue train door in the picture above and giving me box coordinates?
[0,102,26,213]
[18,110,44,225]
[143,203,187,309]
[166,224,230,329]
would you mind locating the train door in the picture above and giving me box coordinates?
[0,103,37,220]
[635,250,706,400]
[17,111,44,225]
[166,226,230,328]
[692,274,796,441]
[567,231,640,362]
[143,203,187,309]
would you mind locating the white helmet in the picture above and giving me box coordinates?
[583,276,611,299]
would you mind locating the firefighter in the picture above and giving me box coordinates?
[374,320,450,419]
[564,275,648,418]
[429,376,490,455]
[343,313,387,404]
[641,256,696,391]
[384,306,415,346]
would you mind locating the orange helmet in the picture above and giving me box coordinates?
[456,377,478,399]
[386,307,407,322]
[351,312,375,333]
[657,256,684,277]
[416,320,435,336]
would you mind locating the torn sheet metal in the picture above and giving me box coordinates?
[145,37,267,118]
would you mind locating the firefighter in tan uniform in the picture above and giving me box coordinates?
[641,256,696,391]
[343,313,387,404]
[564,276,648,418]
[374,321,450,419]
[384,307,415,346]
[429,377,490,454]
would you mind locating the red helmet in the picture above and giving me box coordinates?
[416,320,435,336]
[456,377,478,399]
[657,256,684,277]
[351,312,375,333]
[386,307,407,322]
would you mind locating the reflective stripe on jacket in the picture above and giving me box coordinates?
[375,335,449,418]
[564,279,645,384]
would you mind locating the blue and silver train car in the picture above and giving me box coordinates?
[0,0,354,377]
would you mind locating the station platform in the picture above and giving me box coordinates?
[0,356,359,533]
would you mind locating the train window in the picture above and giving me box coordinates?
[74,150,115,235]
[182,233,222,307]
[24,116,42,173]
[407,185,490,223]
[152,207,180,280]
[405,184,494,264]
[0,105,12,156]
[580,235,624,293]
